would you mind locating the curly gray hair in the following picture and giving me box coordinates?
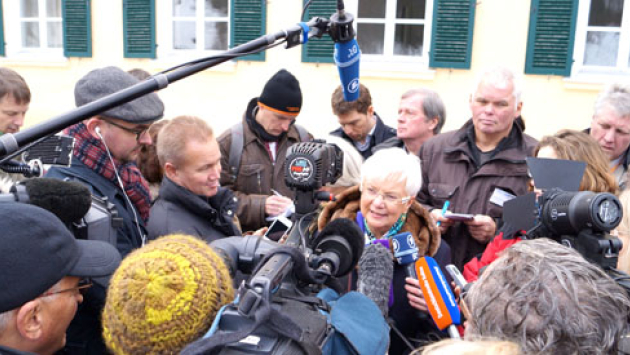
[465,238,630,354]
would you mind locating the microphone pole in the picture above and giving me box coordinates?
[0,18,330,158]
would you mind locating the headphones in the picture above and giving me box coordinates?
[95,126,102,138]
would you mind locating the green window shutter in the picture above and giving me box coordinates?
[429,0,476,69]
[230,0,266,61]
[62,0,92,57]
[524,0,578,76]
[0,0,4,56]
[123,0,155,59]
[301,0,335,63]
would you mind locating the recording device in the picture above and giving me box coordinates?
[392,232,420,280]
[446,264,467,291]
[187,140,366,354]
[503,158,623,270]
[330,0,361,102]
[444,212,474,222]
[284,140,343,215]
[264,215,293,242]
[415,256,461,339]
[0,135,74,178]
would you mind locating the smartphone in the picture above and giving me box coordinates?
[444,212,475,222]
[264,216,293,242]
[446,264,468,290]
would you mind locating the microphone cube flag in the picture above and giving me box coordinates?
[391,232,418,265]
[415,256,461,330]
[334,39,361,102]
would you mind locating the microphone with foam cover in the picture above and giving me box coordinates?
[313,218,364,277]
[357,243,394,317]
[0,178,93,225]
[416,256,461,338]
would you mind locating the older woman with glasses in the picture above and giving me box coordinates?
[316,147,450,354]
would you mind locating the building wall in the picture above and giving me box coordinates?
[1,0,610,142]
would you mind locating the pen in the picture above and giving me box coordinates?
[437,200,450,227]
[271,189,283,197]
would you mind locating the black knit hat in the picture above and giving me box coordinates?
[75,66,164,124]
[0,203,121,313]
[258,69,302,116]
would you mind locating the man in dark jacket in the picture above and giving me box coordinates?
[218,69,311,233]
[374,88,446,156]
[45,66,164,354]
[330,83,396,159]
[417,66,537,268]
[588,83,630,191]
[148,116,241,241]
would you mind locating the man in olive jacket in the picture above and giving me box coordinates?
[218,69,311,233]
[417,66,538,268]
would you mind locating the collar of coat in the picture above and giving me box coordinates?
[316,185,441,257]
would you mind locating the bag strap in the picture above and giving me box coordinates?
[228,123,244,185]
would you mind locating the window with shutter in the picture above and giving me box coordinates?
[571,0,630,77]
[63,0,91,57]
[123,0,155,58]
[231,0,265,61]
[3,0,65,58]
[429,0,475,69]
[524,0,578,76]
[302,0,335,63]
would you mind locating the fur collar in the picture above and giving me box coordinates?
[317,185,441,256]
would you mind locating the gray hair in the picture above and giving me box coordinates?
[401,88,447,134]
[594,83,630,118]
[471,66,522,106]
[360,147,422,196]
[465,238,630,354]
[325,135,363,188]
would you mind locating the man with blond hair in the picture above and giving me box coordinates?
[148,115,241,242]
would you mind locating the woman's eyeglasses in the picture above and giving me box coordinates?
[363,185,411,205]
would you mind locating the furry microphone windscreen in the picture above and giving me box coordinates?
[21,178,92,225]
[316,218,365,274]
[357,243,394,318]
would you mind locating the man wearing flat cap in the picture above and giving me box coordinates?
[0,203,120,355]
[218,69,312,233]
[45,66,164,354]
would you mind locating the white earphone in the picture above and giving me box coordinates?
[95,126,101,135]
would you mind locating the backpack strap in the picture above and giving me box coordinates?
[295,124,310,142]
[228,123,244,185]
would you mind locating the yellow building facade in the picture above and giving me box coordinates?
[1,0,627,140]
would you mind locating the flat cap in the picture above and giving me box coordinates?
[75,66,164,124]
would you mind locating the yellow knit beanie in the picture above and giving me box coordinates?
[102,234,234,354]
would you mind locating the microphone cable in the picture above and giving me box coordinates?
[95,129,146,247]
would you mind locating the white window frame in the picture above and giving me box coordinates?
[3,0,64,59]
[571,0,630,80]
[156,0,231,61]
[344,0,433,71]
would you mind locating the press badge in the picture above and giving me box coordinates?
[489,188,516,207]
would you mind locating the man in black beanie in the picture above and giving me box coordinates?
[218,69,311,232]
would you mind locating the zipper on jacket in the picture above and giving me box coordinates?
[257,171,262,194]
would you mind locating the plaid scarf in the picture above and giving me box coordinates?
[65,123,151,223]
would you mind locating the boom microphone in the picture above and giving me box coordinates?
[416,256,461,338]
[330,0,360,102]
[357,243,394,317]
[0,178,92,225]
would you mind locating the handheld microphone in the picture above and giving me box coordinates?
[416,256,461,338]
[392,232,420,279]
[0,178,93,225]
[330,0,361,102]
[357,243,394,317]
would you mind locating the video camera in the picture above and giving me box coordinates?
[188,140,366,355]
[504,157,629,290]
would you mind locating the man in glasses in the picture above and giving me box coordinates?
[0,203,120,355]
[45,66,164,354]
